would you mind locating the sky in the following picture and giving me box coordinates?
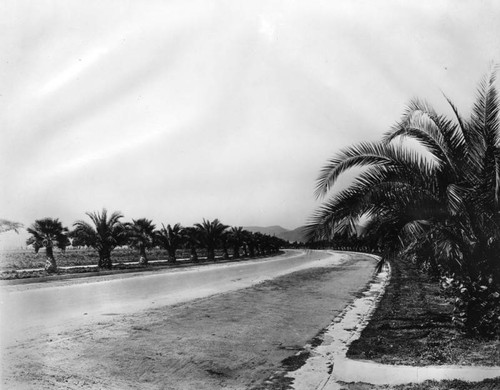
[1,0,500,248]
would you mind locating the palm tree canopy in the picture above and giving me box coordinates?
[0,219,24,234]
[156,223,183,250]
[182,226,200,246]
[194,218,229,248]
[128,218,156,250]
[72,209,126,251]
[229,226,245,245]
[26,218,69,252]
[308,70,500,281]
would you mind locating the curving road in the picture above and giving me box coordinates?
[0,249,357,348]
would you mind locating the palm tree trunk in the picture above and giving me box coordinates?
[139,245,148,266]
[99,248,112,269]
[233,245,240,259]
[190,247,198,262]
[168,248,176,263]
[249,244,255,258]
[44,246,57,273]
[207,247,215,261]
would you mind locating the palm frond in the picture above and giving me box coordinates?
[315,141,436,199]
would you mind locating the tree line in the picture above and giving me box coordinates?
[307,70,500,337]
[25,210,288,273]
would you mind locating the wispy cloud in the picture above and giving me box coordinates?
[36,46,109,97]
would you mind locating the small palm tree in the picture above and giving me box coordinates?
[182,226,200,262]
[156,223,183,263]
[26,218,69,273]
[241,230,256,257]
[194,219,228,261]
[72,209,127,269]
[220,230,230,260]
[128,218,156,265]
[0,219,23,234]
[229,226,245,259]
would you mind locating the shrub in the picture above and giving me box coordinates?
[442,275,500,337]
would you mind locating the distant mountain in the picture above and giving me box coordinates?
[243,225,307,243]
[278,226,308,243]
[243,225,288,235]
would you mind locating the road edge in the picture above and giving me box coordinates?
[285,257,500,388]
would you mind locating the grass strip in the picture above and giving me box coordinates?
[347,257,500,366]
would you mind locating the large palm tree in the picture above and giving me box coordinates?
[156,223,183,263]
[128,218,156,265]
[26,218,69,273]
[72,209,127,269]
[308,71,500,335]
[194,219,228,261]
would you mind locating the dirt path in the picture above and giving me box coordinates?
[2,253,376,389]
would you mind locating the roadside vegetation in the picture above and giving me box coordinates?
[1,211,289,279]
[307,70,500,389]
[347,256,500,367]
[308,70,500,339]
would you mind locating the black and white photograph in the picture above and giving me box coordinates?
[1,1,499,389]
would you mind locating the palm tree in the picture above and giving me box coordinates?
[0,219,23,234]
[253,232,266,256]
[156,223,183,263]
[26,218,69,273]
[242,230,256,257]
[308,71,500,335]
[220,230,230,260]
[128,218,156,265]
[194,219,228,261]
[229,226,245,259]
[72,209,127,269]
[182,226,200,262]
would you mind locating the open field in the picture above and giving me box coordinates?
[1,253,376,389]
[0,247,255,280]
[0,247,205,271]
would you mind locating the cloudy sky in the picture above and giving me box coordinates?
[1,0,500,246]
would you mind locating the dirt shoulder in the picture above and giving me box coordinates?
[2,254,376,390]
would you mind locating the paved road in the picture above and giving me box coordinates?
[0,249,354,348]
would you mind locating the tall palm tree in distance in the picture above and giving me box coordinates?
[0,219,23,234]
[156,223,183,263]
[229,226,245,259]
[26,218,69,273]
[72,209,127,269]
[220,230,230,260]
[128,218,156,265]
[182,226,200,262]
[242,230,256,257]
[195,219,228,261]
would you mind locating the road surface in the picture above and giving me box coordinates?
[1,249,380,389]
[0,249,355,348]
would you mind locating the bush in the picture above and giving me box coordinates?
[442,275,500,338]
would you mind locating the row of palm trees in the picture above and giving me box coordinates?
[26,210,287,273]
[307,70,500,336]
